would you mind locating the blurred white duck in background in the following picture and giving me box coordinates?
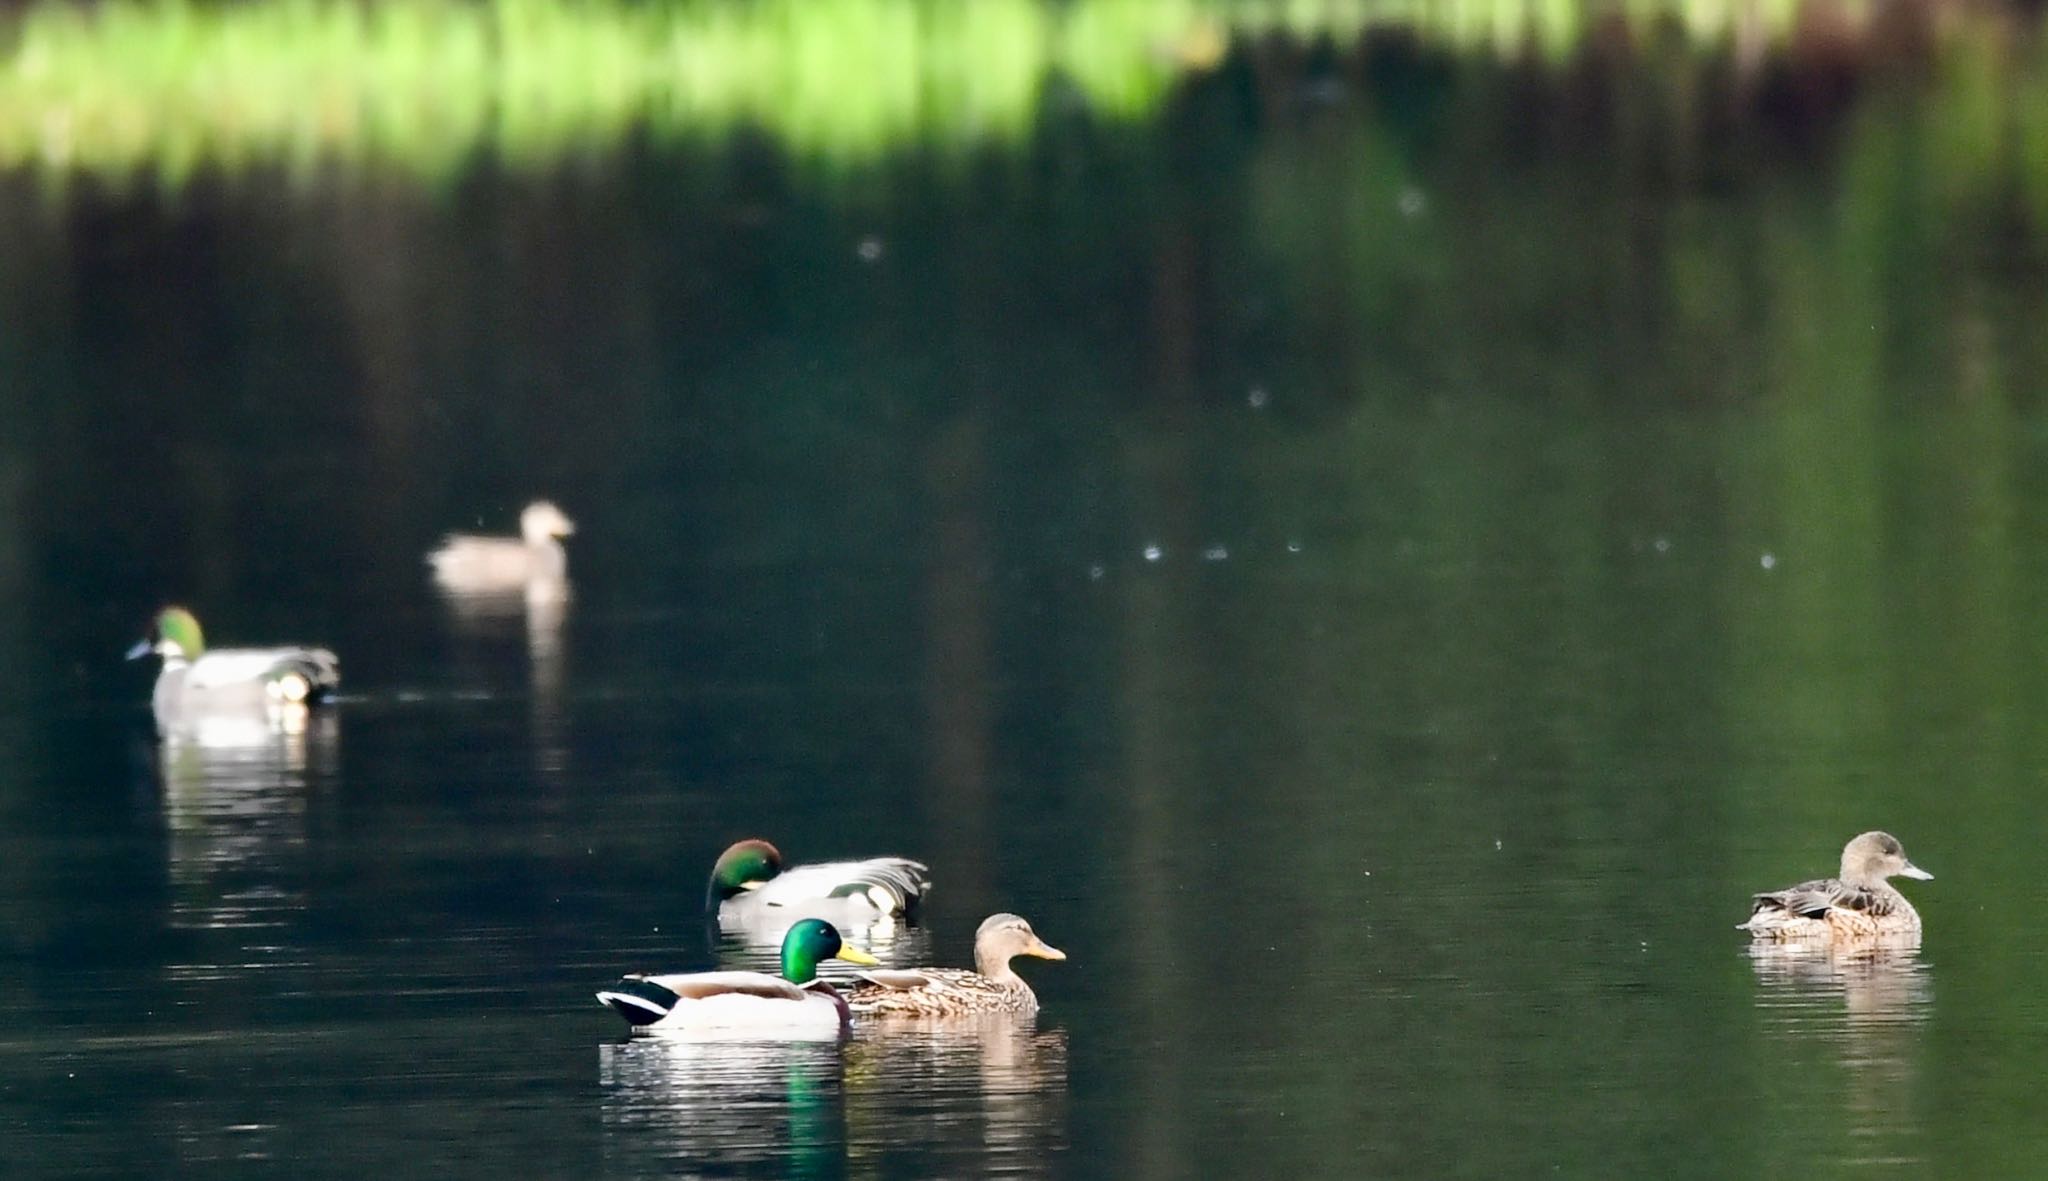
[428,500,575,593]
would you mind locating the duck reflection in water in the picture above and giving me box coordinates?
[155,708,338,941]
[598,1037,848,1176]
[1748,937,1931,1166]
[597,1019,1069,1177]
[845,1018,1070,1173]
[430,530,571,780]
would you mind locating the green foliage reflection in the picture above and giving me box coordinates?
[0,0,1908,185]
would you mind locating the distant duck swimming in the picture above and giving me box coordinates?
[126,606,339,732]
[845,913,1065,1017]
[707,839,931,927]
[427,500,575,592]
[1739,831,1934,941]
[597,917,880,1035]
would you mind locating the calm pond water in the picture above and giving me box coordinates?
[7,4,2048,1177]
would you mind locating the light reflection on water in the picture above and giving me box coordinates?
[1748,942,1932,1170]
[435,578,572,778]
[598,1019,1068,1176]
[846,1020,1069,1173]
[158,711,336,939]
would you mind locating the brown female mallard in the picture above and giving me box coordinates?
[1738,832,1934,941]
[845,913,1065,1017]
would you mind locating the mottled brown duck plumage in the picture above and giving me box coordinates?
[845,913,1065,1017]
[1738,832,1933,942]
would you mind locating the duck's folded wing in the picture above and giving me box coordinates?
[636,971,809,1002]
[189,648,340,695]
[300,648,341,692]
[597,971,809,1025]
[1752,877,1856,918]
[854,969,936,991]
[1832,885,1910,917]
[596,978,686,1024]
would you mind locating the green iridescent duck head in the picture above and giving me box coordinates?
[706,839,784,909]
[125,607,206,663]
[779,918,878,984]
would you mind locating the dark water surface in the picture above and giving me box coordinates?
[8,9,2048,1177]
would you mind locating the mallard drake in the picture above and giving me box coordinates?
[428,500,575,591]
[707,839,930,926]
[844,913,1065,1017]
[1739,831,1934,941]
[597,917,881,1035]
[126,607,339,732]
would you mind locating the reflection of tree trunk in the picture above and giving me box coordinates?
[1151,225,1202,413]
[0,183,65,609]
[526,579,571,800]
[1118,428,1195,1179]
[1120,222,1206,1169]
[922,411,992,890]
[322,184,432,602]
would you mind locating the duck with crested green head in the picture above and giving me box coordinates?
[707,839,931,931]
[596,918,880,1036]
[126,607,339,735]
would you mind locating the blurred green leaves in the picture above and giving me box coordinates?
[0,0,1216,186]
[0,0,1980,188]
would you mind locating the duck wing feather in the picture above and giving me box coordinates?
[757,857,931,912]
[1751,877,1907,919]
[631,971,809,1002]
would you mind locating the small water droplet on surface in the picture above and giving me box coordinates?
[1142,545,1163,562]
